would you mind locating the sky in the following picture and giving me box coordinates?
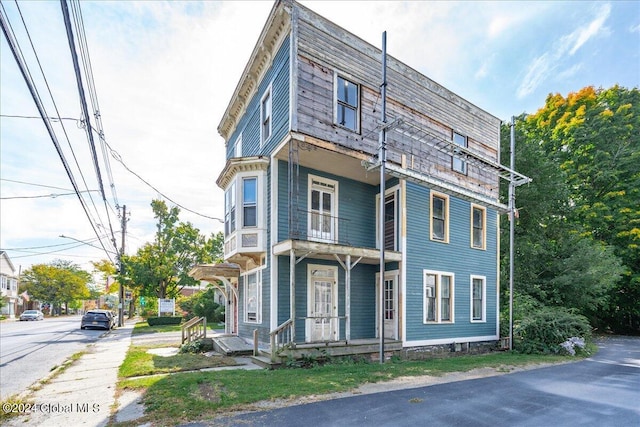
[1,0,638,278]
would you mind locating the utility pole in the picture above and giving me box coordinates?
[118,205,127,327]
[378,31,387,364]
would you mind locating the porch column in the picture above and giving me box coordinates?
[290,248,296,343]
[345,255,351,342]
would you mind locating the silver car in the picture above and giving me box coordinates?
[20,310,44,321]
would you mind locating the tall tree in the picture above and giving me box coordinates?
[526,86,639,331]
[503,86,638,332]
[21,260,91,314]
[120,200,222,299]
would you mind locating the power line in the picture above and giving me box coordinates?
[0,1,114,264]
[1,190,99,200]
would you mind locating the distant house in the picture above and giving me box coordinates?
[0,251,19,318]
[192,0,529,361]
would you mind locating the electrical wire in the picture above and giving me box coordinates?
[1,1,114,263]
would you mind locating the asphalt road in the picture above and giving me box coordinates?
[210,336,640,427]
[0,315,105,399]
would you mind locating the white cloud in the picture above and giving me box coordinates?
[517,3,611,98]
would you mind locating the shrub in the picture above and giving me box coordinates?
[147,316,182,326]
[513,306,592,354]
[179,339,212,354]
[178,287,224,323]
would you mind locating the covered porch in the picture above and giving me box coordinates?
[271,239,402,361]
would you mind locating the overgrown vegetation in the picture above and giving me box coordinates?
[501,85,639,336]
[178,286,225,323]
[513,307,592,354]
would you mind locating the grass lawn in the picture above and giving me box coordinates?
[116,350,586,426]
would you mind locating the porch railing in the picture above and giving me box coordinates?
[289,209,351,246]
[269,318,294,361]
[181,316,207,344]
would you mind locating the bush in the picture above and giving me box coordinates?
[179,339,212,354]
[178,287,224,323]
[147,316,182,326]
[513,306,592,354]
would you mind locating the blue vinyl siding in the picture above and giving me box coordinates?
[226,36,290,159]
[276,256,378,342]
[404,182,498,342]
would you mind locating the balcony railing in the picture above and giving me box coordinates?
[289,209,351,246]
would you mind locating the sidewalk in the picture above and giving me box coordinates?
[5,320,136,427]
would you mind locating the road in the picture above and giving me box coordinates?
[0,316,106,399]
[212,336,640,427]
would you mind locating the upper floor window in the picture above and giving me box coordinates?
[224,182,236,236]
[430,192,449,243]
[471,205,486,249]
[452,132,467,174]
[243,177,257,227]
[261,88,272,145]
[335,75,359,132]
[424,270,454,323]
[308,175,338,242]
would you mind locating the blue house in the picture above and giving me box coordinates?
[191,0,529,361]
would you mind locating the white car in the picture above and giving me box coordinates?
[20,310,44,321]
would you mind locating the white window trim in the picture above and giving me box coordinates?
[430,191,449,243]
[423,269,455,324]
[470,275,487,323]
[470,204,487,250]
[333,73,360,132]
[307,174,339,243]
[234,134,242,158]
[375,186,400,251]
[260,85,272,147]
[243,268,262,324]
[242,176,258,228]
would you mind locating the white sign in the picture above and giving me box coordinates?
[158,298,175,315]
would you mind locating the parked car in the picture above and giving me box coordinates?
[80,310,114,330]
[20,310,44,321]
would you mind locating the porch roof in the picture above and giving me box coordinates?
[188,263,241,281]
[272,239,401,265]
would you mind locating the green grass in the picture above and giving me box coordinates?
[132,321,183,334]
[119,345,239,378]
[115,351,578,426]
[131,321,225,335]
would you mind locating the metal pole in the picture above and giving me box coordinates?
[379,31,387,364]
[509,118,515,351]
[118,205,126,327]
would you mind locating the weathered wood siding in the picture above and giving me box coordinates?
[292,5,501,200]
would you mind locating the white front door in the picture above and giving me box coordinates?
[307,266,338,342]
[376,271,398,340]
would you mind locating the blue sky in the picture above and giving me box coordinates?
[1,0,638,275]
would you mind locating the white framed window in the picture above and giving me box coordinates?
[423,270,455,323]
[470,275,486,322]
[471,204,486,250]
[335,75,359,132]
[234,134,242,157]
[452,132,467,174]
[242,177,257,227]
[260,87,272,145]
[308,175,338,242]
[243,269,262,323]
[376,188,400,251]
[430,192,449,243]
[224,181,236,237]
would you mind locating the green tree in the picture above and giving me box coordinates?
[120,200,223,299]
[21,260,91,314]
[526,86,639,332]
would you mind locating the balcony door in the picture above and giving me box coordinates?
[308,176,337,242]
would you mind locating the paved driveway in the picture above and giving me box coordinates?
[208,336,640,427]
